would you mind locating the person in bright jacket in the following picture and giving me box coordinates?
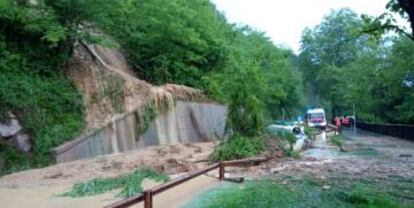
[334,116,342,133]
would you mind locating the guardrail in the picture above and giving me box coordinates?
[104,157,268,208]
[356,122,414,141]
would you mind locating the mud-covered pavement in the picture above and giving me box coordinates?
[268,129,414,180]
[1,130,413,207]
[224,129,414,181]
[186,130,414,207]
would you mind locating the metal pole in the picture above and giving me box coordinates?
[353,104,356,132]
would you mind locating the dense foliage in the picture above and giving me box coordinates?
[299,8,414,124]
[0,0,87,173]
[0,0,304,173]
[100,0,304,136]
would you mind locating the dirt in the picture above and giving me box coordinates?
[0,142,217,207]
[2,129,413,207]
[229,129,414,183]
[66,43,154,130]
[66,43,211,131]
[0,174,219,208]
[0,142,214,188]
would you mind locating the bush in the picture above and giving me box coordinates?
[330,135,345,152]
[0,71,84,168]
[211,134,264,161]
[304,126,317,140]
[276,131,296,151]
[0,143,30,174]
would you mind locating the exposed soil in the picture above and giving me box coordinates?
[228,129,414,183]
[0,142,217,208]
[0,142,214,188]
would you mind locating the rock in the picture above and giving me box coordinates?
[0,116,22,138]
[13,132,31,152]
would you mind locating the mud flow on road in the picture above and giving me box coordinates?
[1,130,413,207]
[185,129,414,207]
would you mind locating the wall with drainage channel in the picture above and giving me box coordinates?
[52,101,227,163]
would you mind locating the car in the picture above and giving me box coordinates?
[266,120,308,151]
[269,120,303,135]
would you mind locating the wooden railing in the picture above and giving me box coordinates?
[104,157,268,208]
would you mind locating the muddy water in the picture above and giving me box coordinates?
[0,174,219,208]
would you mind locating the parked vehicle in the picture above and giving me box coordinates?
[266,120,308,151]
[306,108,327,129]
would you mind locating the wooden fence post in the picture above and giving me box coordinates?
[144,190,153,208]
[219,162,225,180]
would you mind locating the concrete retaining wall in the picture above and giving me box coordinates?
[52,101,227,163]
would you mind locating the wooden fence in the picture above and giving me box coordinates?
[104,157,268,208]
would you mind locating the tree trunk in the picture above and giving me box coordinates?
[398,0,414,37]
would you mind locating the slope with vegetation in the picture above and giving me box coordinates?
[0,0,304,174]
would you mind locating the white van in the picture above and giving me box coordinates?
[306,108,327,129]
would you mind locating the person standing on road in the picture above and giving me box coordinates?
[335,116,342,134]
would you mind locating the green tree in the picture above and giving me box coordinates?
[298,8,372,117]
[102,0,228,86]
[362,0,414,41]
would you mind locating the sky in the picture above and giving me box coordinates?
[211,0,390,53]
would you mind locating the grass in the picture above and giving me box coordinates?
[61,168,169,198]
[185,176,414,208]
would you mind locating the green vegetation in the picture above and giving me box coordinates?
[1,0,412,176]
[276,131,297,152]
[362,0,414,41]
[330,135,345,152]
[135,101,158,135]
[299,7,414,124]
[1,0,304,173]
[99,0,304,135]
[62,168,169,198]
[304,126,318,140]
[0,0,88,173]
[210,134,264,161]
[0,143,30,174]
[185,177,414,208]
